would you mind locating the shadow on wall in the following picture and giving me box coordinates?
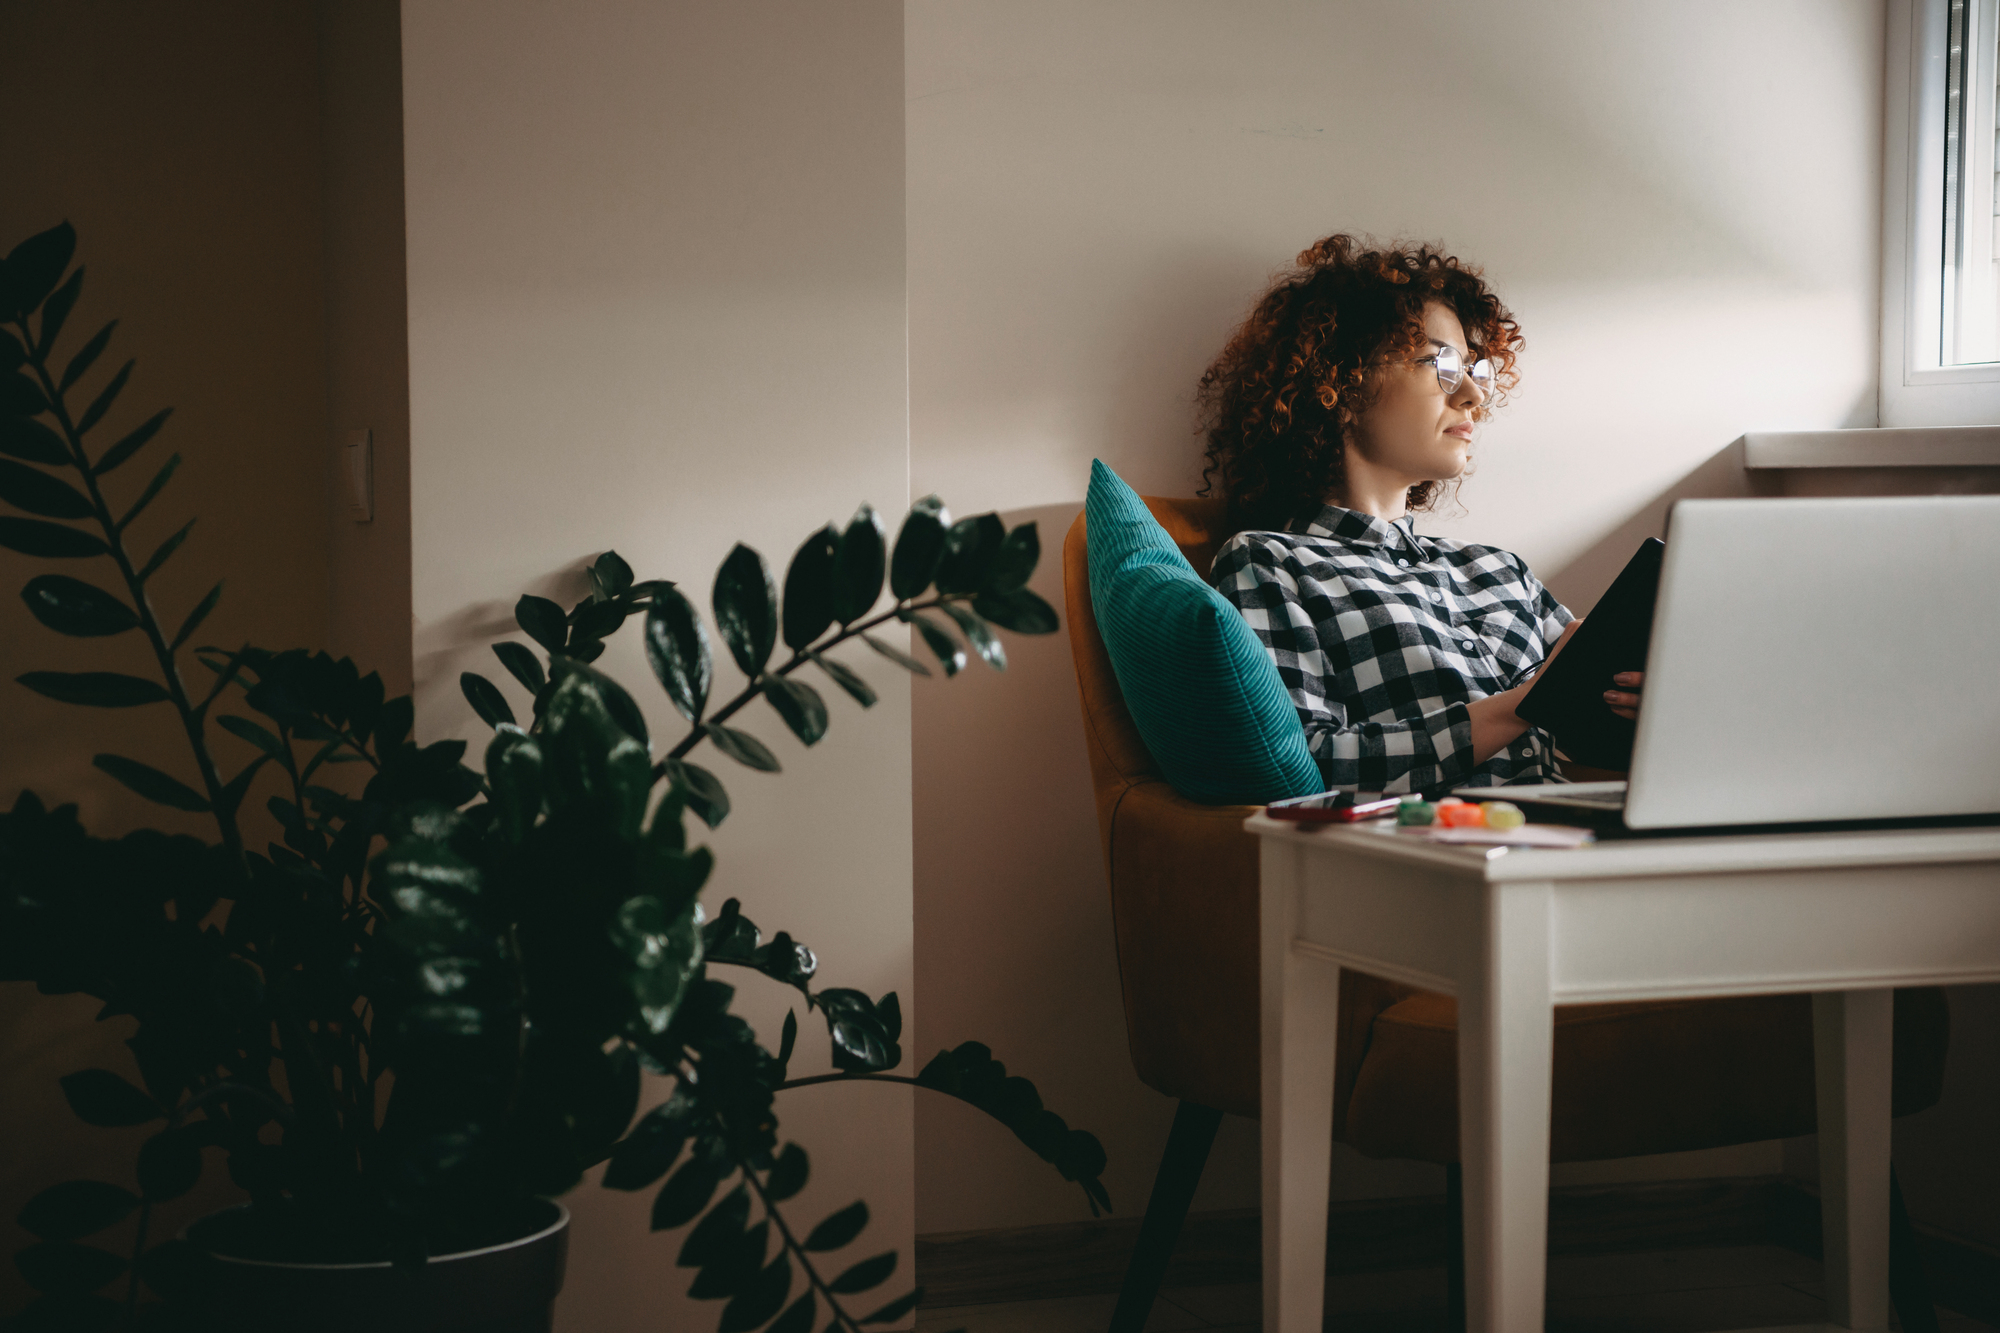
[410,558,596,737]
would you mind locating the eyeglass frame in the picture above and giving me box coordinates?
[1414,342,1495,400]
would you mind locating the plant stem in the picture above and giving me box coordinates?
[734,1147,867,1333]
[659,593,961,769]
[776,1072,925,1093]
[14,319,244,863]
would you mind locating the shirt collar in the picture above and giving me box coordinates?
[1292,503,1435,561]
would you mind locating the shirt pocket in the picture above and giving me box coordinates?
[1468,607,1546,683]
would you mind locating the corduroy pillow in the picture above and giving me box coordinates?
[1084,460,1324,805]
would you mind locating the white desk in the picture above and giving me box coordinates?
[1250,813,2000,1333]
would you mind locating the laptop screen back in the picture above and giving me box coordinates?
[1624,495,2000,829]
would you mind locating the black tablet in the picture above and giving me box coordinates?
[1514,538,1664,771]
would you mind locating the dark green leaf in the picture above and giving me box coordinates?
[860,1289,924,1325]
[485,727,543,841]
[767,1294,816,1333]
[59,320,115,395]
[828,1252,896,1294]
[135,517,193,582]
[569,595,628,644]
[135,1128,204,1202]
[803,1201,868,1252]
[0,458,92,519]
[115,452,179,531]
[890,495,950,599]
[861,632,931,676]
[0,415,69,465]
[73,359,131,437]
[833,503,886,624]
[169,582,222,651]
[216,714,286,760]
[0,372,47,417]
[972,587,1060,635]
[217,753,270,820]
[720,1254,792,1331]
[679,1186,751,1268]
[17,1181,137,1242]
[21,576,136,637]
[459,671,517,729]
[603,1090,698,1191]
[612,893,703,1033]
[597,669,651,747]
[14,1241,125,1296]
[908,614,965,677]
[92,754,210,812]
[765,1144,807,1203]
[665,758,730,828]
[935,513,1004,595]
[38,268,82,355]
[713,543,779,676]
[91,407,168,475]
[704,723,781,772]
[987,523,1039,594]
[0,327,19,372]
[762,677,828,746]
[808,651,877,708]
[492,640,547,697]
[58,1070,160,1128]
[941,603,1005,671]
[0,517,104,558]
[778,1009,799,1071]
[688,1220,769,1299]
[590,549,635,600]
[645,586,712,723]
[780,526,838,653]
[17,671,168,707]
[915,1042,1111,1214]
[515,594,568,655]
[653,1153,729,1231]
[4,221,77,318]
[541,666,653,833]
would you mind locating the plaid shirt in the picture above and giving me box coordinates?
[1209,504,1573,793]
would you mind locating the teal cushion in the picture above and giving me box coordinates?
[1084,459,1323,805]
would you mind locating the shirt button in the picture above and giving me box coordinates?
[1461,640,1475,652]
[1429,590,1441,602]
[1397,558,1410,567]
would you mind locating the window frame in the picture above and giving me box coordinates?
[1882,0,2000,425]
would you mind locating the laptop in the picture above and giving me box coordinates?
[1462,494,2000,832]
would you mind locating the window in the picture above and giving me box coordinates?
[1883,0,2000,424]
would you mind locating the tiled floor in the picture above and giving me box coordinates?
[915,1244,2000,1333]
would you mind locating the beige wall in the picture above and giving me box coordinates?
[398,3,912,1329]
[907,0,1897,1235]
[0,0,335,1313]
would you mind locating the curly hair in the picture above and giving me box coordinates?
[1196,234,1524,533]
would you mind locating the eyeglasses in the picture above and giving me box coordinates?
[1416,343,1495,400]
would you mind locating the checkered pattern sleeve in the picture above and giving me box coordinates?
[1210,536,1478,794]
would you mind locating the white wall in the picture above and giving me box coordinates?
[909,0,1890,1235]
[400,4,912,1329]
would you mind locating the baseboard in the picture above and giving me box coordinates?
[915,1174,1999,1317]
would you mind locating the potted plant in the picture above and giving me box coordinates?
[0,222,1108,1333]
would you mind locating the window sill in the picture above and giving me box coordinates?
[1739,426,2000,468]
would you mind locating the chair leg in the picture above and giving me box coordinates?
[1444,1162,1466,1333]
[1109,1100,1223,1333]
[1889,1165,1941,1333]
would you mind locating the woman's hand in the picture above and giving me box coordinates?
[1604,672,1643,721]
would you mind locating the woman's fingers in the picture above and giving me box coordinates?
[1603,687,1641,720]
[1612,671,1644,687]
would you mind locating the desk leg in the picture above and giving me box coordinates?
[1457,880,1554,1333]
[1261,841,1340,1333]
[1814,989,1894,1332]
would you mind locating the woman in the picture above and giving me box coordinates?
[1202,234,1641,793]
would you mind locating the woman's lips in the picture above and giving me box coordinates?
[1445,424,1473,440]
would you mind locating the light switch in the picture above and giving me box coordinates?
[344,428,372,523]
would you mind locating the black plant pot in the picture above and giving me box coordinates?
[184,1200,568,1333]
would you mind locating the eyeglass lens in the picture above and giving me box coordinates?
[1430,344,1494,397]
